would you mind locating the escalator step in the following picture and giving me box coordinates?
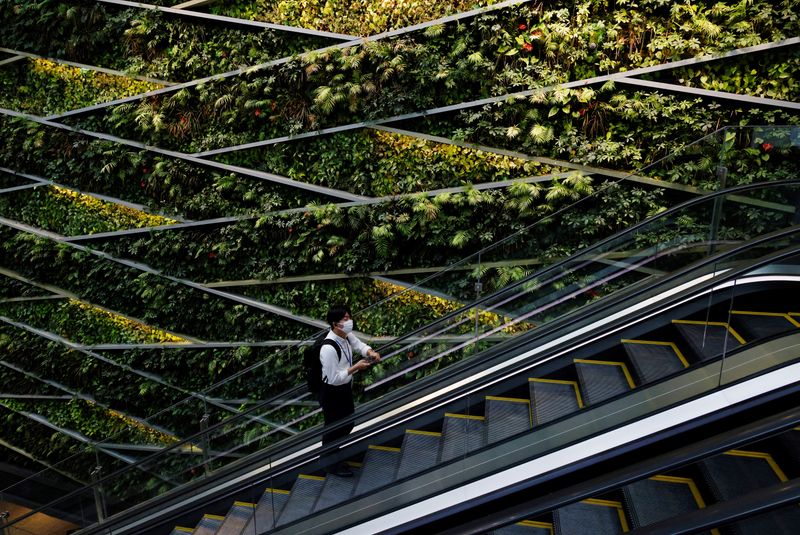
[168,527,193,535]
[574,359,634,405]
[353,445,402,496]
[241,488,290,534]
[486,396,531,444]
[397,430,442,479]
[622,340,688,384]
[276,475,326,526]
[729,502,800,535]
[313,462,362,513]
[730,310,800,340]
[776,427,800,474]
[673,320,745,361]
[492,519,554,534]
[440,413,487,463]
[216,501,256,535]
[553,498,629,534]
[528,378,583,426]
[191,514,225,535]
[699,449,788,501]
[623,475,707,529]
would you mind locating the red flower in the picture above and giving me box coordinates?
[762,142,773,152]
[287,227,293,234]
[208,252,217,259]
[142,167,150,174]
[180,116,188,124]
[579,108,587,117]
[139,181,146,189]
[406,351,415,359]
[522,42,534,52]
[518,23,527,31]
[254,108,261,117]
[530,30,543,39]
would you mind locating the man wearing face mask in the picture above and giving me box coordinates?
[320,304,381,477]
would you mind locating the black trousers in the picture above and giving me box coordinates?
[320,382,355,447]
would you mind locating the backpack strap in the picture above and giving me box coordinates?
[320,338,342,361]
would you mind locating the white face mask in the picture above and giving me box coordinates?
[339,319,354,334]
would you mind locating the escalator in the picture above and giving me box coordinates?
[5,181,800,535]
[156,230,800,534]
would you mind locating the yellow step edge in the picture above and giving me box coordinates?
[651,475,707,507]
[406,429,442,436]
[347,461,363,468]
[233,501,257,508]
[486,395,530,404]
[265,488,291,495]
[203,514,226,520]
[621,339,689,368]
[299,474,326,481]
[725,450,788,481]
[529,378,584,408]
[582,499,629,532]
[574,359,636,388]
[173,528,194,534]
[517,519,553,530]
[369,445,402,452]
[732,310,800,328]
[672,319,747,344]
[444,413,485,420]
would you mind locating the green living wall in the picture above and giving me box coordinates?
[0,0,799,494]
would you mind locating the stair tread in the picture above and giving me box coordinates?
[493,520,553,534]
[313,464,362,513]
[554,499,627,534]
[440,413,486,462]
[354,446,402,496]
[624,476,704,529]
[730,502,800,535]
[486,397,531,444]
[242,489,290,534]
[529,379,582,426]
[731,311,799,340]
[623,340,687,384]
[191,514,224,535]
[397,430,441,480]
[673,321,744,361]
[277,475,326,526]
[574,360,633,405]
[700,450,786,501]
[216,502,255,535]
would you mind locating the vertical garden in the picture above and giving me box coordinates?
[0,0,798,507]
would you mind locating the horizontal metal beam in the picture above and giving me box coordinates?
[0,437,88,486]
[45,0,535,121]
[192,37,799,156]
[95,0,357,41]
[0,107,369,203]
[617,76,800,111]
[0,47,177,86]
[0,394,73,400]
[0,182,44,195]
[62,217,236,243]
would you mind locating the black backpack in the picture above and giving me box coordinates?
[304,333,342,396]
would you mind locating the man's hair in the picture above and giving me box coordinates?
[326,305,351,328]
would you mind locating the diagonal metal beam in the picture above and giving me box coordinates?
[0,47,177,86]
[0,55,25,67]
[95,0,357,41]
[191,37,800,157]
[0,360,179,440]
[0,315,299,436]
[0,108,369,202]
[44,0,537,121]
[0,437,88,486]
[616,76,800,111]
[0,165,185,220]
